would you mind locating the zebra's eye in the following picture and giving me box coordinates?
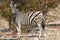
[28,30,30,32]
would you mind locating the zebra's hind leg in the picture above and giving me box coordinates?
[37,23,44,39]
[41,29,46,40]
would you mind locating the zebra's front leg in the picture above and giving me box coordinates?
[16,22,21,39]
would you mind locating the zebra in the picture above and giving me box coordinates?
[10,0,47,39]
[16,10,45,39]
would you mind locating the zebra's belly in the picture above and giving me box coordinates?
[21,22,37,26]
[21,23,38,32]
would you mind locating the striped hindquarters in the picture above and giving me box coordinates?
[21,11,43,26]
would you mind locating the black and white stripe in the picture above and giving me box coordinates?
[16,11,43,26]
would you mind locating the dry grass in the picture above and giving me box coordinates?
[21,26,60,40]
